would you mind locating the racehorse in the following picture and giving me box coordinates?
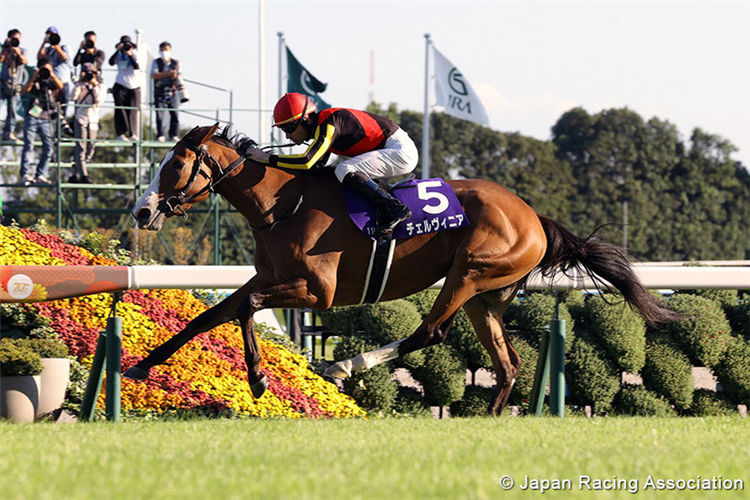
[125,123,680,415]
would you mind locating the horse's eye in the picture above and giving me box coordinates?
[173,160,185,170]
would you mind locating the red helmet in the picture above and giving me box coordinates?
[273,93,317,128]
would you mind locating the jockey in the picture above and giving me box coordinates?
[246,93,418,235]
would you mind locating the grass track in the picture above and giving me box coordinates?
[1,417,748,500]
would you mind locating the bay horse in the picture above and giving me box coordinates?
[125,123,679,415]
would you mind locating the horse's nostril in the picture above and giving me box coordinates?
[137,208,151,225]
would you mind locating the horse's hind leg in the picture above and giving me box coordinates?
[462,285,522,416]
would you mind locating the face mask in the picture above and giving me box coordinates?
[160,50,171,62]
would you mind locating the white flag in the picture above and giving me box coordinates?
[432,47,489,126]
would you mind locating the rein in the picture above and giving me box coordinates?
[164,139,307,232]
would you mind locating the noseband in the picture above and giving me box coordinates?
[163,140,246,219]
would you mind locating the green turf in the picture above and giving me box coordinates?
[1,417,748,500]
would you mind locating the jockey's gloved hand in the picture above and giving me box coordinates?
[244,147,271,164]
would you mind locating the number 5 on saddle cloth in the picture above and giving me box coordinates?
[344,177,470,304]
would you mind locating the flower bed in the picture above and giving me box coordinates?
[0,225,364,419]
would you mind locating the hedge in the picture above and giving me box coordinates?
[641,341,693,411]
[689,389,737,417]
[566,334,620,414]
[413,344,466,407]
[0,338,43,377]
[445,309,491,374]
[333,335,398,413]
[585,295,646,373]
[18,338,69,359]
[508,335,537,410]
[449,386,493,417]
[724,296,749,341]
[712,336,750,406]
[514,292,574,352]
[393,387,431,418]
[360,300,425,370]
[615,385,675,417]
[665,294,732,367]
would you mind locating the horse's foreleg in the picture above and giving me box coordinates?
[124,276,271,381]
[236,279,321,398]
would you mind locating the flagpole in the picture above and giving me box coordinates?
[258,0,266,146]
[422,33,432,179]
[277,31,285,146]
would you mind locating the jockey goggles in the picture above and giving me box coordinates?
[277,98,310,134]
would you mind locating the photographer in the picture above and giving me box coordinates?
[69,63,104,184]
[37,26,73,136]
[0,29,27,141]
[108,35,140,141]
[73,31,105,83]
[151,41,180,142]
[19,56,63,186]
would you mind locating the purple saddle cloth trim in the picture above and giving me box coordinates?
[344,178,470,240]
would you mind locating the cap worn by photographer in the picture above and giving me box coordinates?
[117,35,136,48]
[81,62,97,73]
[46,26,59,34]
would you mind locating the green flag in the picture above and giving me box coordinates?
[286,47,330,111]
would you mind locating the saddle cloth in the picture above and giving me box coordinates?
[344,177,470,240]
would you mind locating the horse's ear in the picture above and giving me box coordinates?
[198,123,221,146]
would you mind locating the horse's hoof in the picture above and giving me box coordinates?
[123,366,149,381]
[250,375,268,399]
[324,360,352,379]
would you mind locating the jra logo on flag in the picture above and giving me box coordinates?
[433,47,489,126]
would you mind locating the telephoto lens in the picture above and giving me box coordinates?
[48,33,61,45]
[83,72,94,82]
[85,39,95,49]
[38,67,51,79]
[10,38,20,47]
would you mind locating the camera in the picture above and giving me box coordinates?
[84,39,95,49]
[38,67,51,79]
[83,72,94,82]
[48,33,61,46]
[4,38,20,48]
[121,41,133,52]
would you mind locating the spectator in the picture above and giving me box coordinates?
[37,26,73,136]
[108,35,140,141]
[73,31,105,82]
[70,63,104,184]
[20,56,63,186]
[151,41,180,142]
[0,29,27,141]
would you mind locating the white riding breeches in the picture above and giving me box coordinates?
[333,128,419,182]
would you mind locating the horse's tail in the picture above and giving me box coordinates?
[535,215,682,327]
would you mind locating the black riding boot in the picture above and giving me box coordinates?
[343,171,411,234]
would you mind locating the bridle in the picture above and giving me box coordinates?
[163,140,246,220]
[162,138,307,232]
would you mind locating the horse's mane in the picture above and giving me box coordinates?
[210,125,257,155]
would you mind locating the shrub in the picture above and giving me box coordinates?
[413,344,466,407]
[514,292,574,352]
[712,336,750,406]
[332,335,398,414]
[585,295,646,373]
[361,300,424,370]
[566,334,620,414]
[690,389,737,417]
[666,294,732,367]
[724,296,749,341]
[318,305,366,337]
[404,289,440,317]
[348,364,398,414]
[445,309,491,375]
[508,335,538,409]
[641,341,693,411]
[449,386,493,417]
[615,384,675,417]
[18,338,69,358]
[0,338,43,377]
[680,288,739,309]
[393,387,431,418]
